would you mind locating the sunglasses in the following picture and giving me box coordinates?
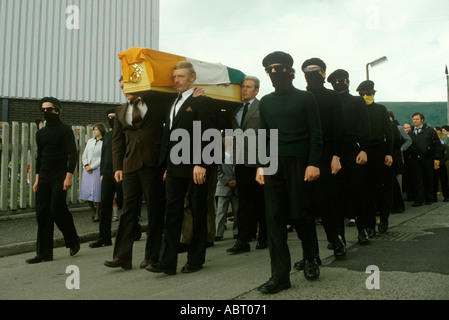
[303,66,322,73]
[265,65,286,73]
[40,106,57,113]
[359,92,374,96]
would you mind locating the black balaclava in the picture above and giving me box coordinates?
[106,108,116,129]
[332,82,349,93]
[39,97,62,126]
[270,72,294,91]
[305,71,325,88]
[262,51,295,92]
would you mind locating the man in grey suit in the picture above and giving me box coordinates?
[215,138,239,240]
[227,76,267,253]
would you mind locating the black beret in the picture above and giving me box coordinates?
[327,69,349,83]
[301,58,326,72]
[39,97,62,110]
[106,108,116,116]
[356,80,376,92]
[262,51,294,68]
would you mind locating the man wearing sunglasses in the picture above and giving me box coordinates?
[255,51,322,294]
[327,69,371,244]
[293,58,346,266]
[356,80,394,236]
[26,97,80,264]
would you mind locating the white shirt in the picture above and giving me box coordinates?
[125,99,148,126]
[82,138,103,170]
[169,88,194,129]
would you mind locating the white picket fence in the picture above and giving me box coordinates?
[0,121,95,212]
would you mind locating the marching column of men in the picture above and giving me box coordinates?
[27,50,445,296]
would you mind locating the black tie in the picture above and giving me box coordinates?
[132,99,142,126]
[241,103,249,126]
[171,94,183,127]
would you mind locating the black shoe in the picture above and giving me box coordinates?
[214,236,223,241]
[358,229,370,245]
[293,256,322,271]
[226,240,250,253]
[378,220,389,234]
[333,235,346,259]
[256,241,268,250]
[145,262,176,275]
[258,278,291,294]
[89,239,112,248]
[26,255,53,264]
[412,202,424,207]
[181,263,203,273]
[70,239,80,256]
[304,258,320,280]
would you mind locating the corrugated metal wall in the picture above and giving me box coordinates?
[0,0,159,104]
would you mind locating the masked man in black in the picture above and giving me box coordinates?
[327,69,371,242]
[292,58,346,268]
[26,97,80,264]
[256,52,322,294]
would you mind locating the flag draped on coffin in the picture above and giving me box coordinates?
[118,47,245,103]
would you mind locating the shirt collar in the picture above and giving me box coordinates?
[180,88,195,100]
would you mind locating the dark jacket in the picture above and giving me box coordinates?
[307,84,346,158]
[408,124,442,160]
[112,96,167,174]
[338,91,370,153]
[159,93,216,178]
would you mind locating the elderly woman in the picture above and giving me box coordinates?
[79,123,107,222]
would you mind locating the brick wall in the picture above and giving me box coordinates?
[1,98,120,127]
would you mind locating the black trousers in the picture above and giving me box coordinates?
[35,170,79,257]
[409,157,435,203]
[392,174,405,211]
[99,173,122,241]
[311,147,339,246]
[234,165,266,243]
[334,145,366,237]
[113,166,165,262]
[263,157,317,282]
[160,172,208,269]
[362,148,387,230]
[434,164,449,199]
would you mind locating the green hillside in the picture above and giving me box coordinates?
[380,102,448,127]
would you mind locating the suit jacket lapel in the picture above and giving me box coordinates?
[242,99,259,128]
[172,95,193,129]
[118,103,132,128]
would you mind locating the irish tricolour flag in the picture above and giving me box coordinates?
[118,47,245,88]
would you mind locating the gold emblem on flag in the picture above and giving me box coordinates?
[130,64,143,83]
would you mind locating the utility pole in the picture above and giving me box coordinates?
[446,65,449,125]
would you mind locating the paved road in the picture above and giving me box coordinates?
[0,198,448,307]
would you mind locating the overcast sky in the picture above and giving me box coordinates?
[159,0,449,102]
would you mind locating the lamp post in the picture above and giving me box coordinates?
[445,65,449,124]
[366,56,388,80]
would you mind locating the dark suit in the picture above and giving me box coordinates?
[231,99,266,245]
[158,92,216,271]
[111,96,166,263]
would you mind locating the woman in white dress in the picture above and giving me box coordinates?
[79,123,106,222]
